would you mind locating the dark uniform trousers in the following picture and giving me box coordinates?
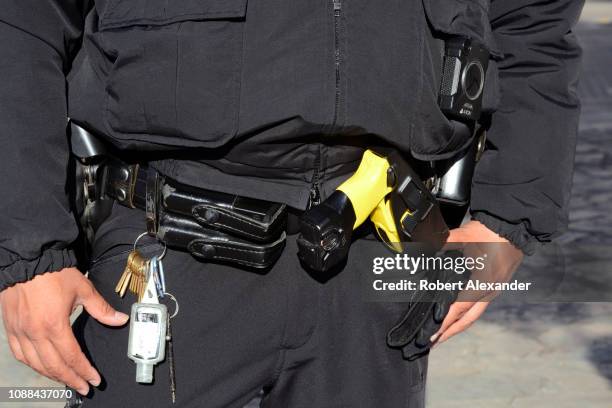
[73,204,427,408]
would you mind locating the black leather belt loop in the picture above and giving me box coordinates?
[105,161,140,209]
[103,161,288,269]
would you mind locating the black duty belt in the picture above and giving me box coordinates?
[106,162,287,269]
[71,121,288,270]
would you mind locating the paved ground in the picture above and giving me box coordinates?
[1,4,612,408]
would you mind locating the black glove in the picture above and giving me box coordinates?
[386,260,469,361]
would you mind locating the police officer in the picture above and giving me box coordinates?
[0,1,583,407]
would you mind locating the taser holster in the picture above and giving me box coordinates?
[297,149,449,277]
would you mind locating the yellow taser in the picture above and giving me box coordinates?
[297,149,448,276]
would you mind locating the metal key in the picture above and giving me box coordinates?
[115,250,149,299]
[116,251,140,297]
[115,265,132,297]
[137,260,150,302]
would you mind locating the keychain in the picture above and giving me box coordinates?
[122,233,179,402]
[115,232,167,301]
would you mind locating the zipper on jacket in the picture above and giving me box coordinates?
[332,0,342,127]
[309,149,322,208]
[308,0,342,209]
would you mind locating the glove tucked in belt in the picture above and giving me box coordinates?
[386,257,470,360]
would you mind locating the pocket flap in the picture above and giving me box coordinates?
[100,0,248,30]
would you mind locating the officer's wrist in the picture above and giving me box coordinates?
[470,211,540,255]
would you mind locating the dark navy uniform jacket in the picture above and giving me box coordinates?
[0,0,584,290]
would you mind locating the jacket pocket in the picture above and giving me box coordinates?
[98,0,248,148]
[413,0,501,160]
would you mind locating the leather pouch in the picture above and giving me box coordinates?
[161,177,287,243]
[157,210,286,269]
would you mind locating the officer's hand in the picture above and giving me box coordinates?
[0,268,129,396]
[432,220,523,345]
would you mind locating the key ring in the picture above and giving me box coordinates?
[133,232,167,260]
[164,292,179,319]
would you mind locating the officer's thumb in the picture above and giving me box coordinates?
[79,282,129,326]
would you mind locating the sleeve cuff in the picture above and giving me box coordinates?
[471,211,541,255]
[0,248,78,292]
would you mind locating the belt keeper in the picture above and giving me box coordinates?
[108,163,139,208]
[146,170,159,235]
